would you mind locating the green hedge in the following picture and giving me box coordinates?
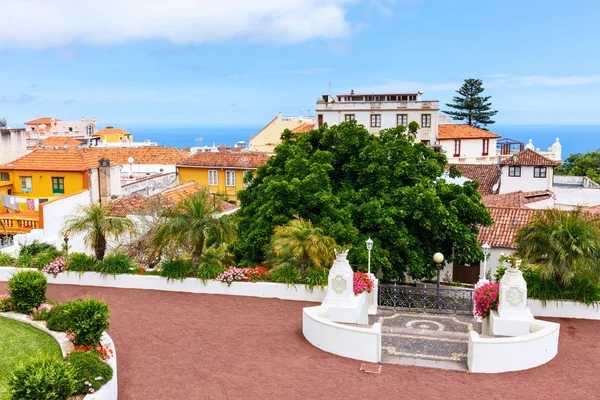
[9,358,75,400]
[65,351,113,395]
[46,299,110,346]
[8,270,47,313]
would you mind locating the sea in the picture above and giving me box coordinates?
[119,124,600,159]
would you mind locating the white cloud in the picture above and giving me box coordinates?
[352,74,600,94]
[1,0,356,48]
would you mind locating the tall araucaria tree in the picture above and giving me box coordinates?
[444,78,498,129]
[62,203,135,261]
[234,120,492,281]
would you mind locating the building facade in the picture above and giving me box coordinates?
[24,117,97,142]
[177,152,269,201]
[0,128,27,165]
[437,124,500,164]
[498,149,559,194]
[93,127,133,143]
[249,114,316,153]
[315,91,439,144]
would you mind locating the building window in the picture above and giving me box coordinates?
[0,172,8,181]
[453,140,461,157]
[243,170,251,187]
[226,170,236,187]
[397,114,408,126]
[208,170,218,186]
[317,114,323,128]
[345,114,355,122]
[421,140,430,146]
[482,139,489,156]
[421,114,431,128]
[370,114,381,128]
[87,125,94,136]
[51,177,65,194]
[509,166,521,177]
[20,176,32,193]
[534,166,547,178]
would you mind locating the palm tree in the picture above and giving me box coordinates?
[515,208,600,285]
[153,191,230,267]
[268,216,336,277]
[62,204,135,261]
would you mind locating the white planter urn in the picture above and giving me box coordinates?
[322,250,368,324]
[489,263,533,337]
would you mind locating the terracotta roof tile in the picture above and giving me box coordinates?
[0,148,100,172]
[482,190,553,208]
[109,194,150,217]
[24,117,61,126]
[478,207,538,249]
[438,124,500,139]
[178,152,269,168]
[290,123,315,133]
[450,164,501,195]
[83,147,187,165]
[40,136,83,147]
[499,149,560,166]
[157,181,203,204]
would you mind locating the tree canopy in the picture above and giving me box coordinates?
[444,78,498,129]
[555,149,600,185]
[235,121,492,281]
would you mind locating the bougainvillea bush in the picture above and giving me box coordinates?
[0,294,12,312]
[353,272,374,295]
[41,257,67,276]
[474,282,500,319]
[215,266,270,285]
[31,303,53,321]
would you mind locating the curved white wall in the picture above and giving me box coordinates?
[303,305,381,363]
[468,319,560,373]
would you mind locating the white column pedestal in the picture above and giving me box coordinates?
[490,267,533,337]
[367,274,378,315]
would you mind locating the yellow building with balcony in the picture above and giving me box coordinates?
[177,152,268,201]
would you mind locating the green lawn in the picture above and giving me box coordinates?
[0,317,62,400]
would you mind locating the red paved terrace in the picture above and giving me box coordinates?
[2,282,597,399]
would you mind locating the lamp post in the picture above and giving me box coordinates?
[481,243,491,282]
[433,252,444,311]
[127,156,134,178]
[366,237,373,275]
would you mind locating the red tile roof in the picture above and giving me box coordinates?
[291,123,315,133]
[93,127,131,138]
[178,152,269,169]
[0,148,100,172]
[450,164,501,195]
[40,136,83,147]
[109,182,238,216]
[478,207,538,249]
[438,124,500,139]
[83,147,187,165]
[500,149,560,166]
[482,190,553,208]
[24,117,60,126]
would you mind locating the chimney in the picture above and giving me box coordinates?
[98,158,112,207]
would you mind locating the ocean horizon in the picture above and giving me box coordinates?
[118,123,600,159]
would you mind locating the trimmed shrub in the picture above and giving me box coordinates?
[8,270,47,313]
[65,351,113,395]
[9,358,75,400]
[16,253,35,268]
[522,266,600,306]
[67,253,99,273]
[19,241,58,257]
[68,299,110,346]
[160,258,193,280]
[46,301,76,332]
[98,253,134,275]
[0,252,15,266]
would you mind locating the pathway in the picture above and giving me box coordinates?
[373,309,481,372]
[1,282,599,399]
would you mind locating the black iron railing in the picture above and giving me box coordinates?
[378,284,474,315]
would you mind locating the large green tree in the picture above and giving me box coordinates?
[235,121,492,280]
[555,150,600,185]
[444,78,498,129]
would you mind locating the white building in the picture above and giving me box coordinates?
[498,149,559,194]
[0,128,27,165]
[249,114,316,153]
[24,117,97,145]
[437,124,500,163]
[315,91,439,145]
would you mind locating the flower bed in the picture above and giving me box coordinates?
[353,272,374,296]
[474,282,499,319]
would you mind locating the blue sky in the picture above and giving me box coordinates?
[1,0,599,127]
